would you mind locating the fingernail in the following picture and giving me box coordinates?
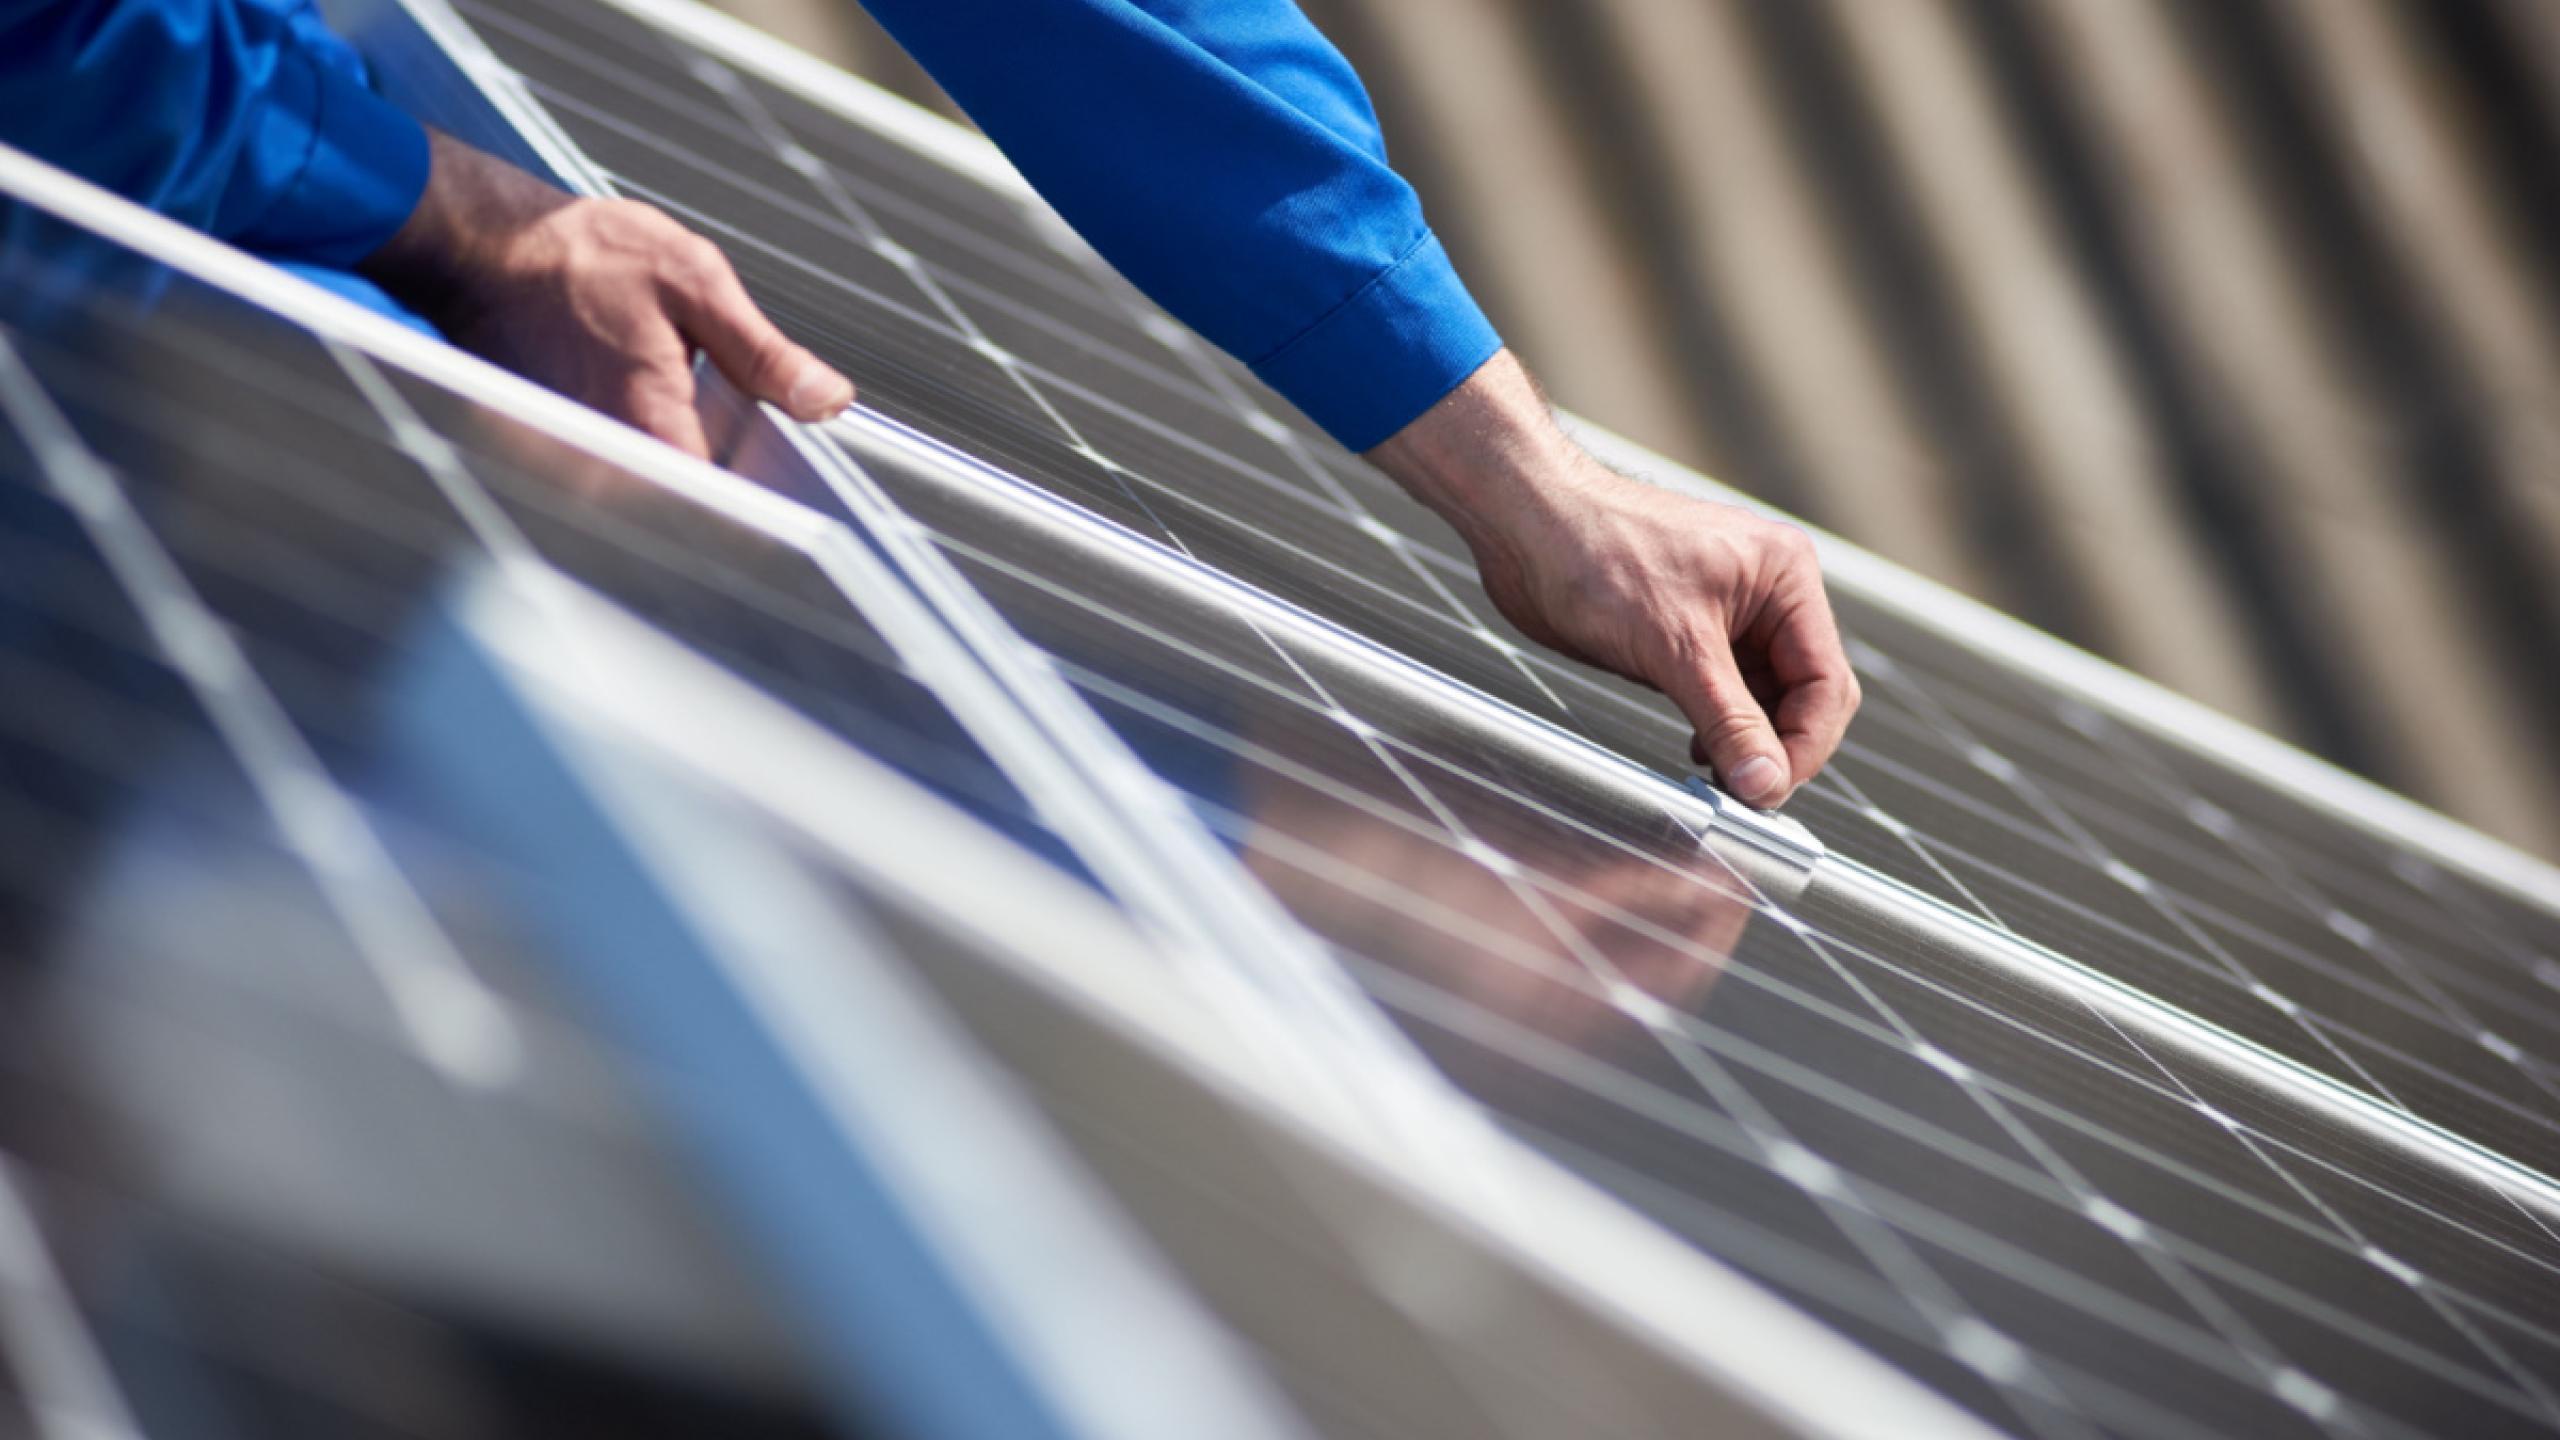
[789,368,854,419]
[1727,756,1784,805]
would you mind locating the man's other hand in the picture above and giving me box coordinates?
[1367,350,1858,807]
[361,130,853,457]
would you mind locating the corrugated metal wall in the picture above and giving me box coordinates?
[723,0,2560,862]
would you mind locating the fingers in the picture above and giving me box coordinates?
[1673,525,1860,807]
[625,373,713,460]
[1668,630,1793,808]
[1761,569,1859,790]
[658,237,853,423]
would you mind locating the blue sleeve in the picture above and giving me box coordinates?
[857,0,1503,451]
[0,0,431,269]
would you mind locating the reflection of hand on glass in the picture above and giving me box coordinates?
[1232,745,1757,1056]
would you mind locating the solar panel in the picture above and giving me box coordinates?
[0,135,1939,1440]
[1784,588,2560,1181]
[10,0,2559,1433]
[424,0,2560,929]
[391,0,2560,1432]
[429,0,2560,1163]
[0,174,1342,1438]
[0,215,1089,873]
[471,570,1948,1440]
[846,423,2560,1440]
[408,574,1327,1440]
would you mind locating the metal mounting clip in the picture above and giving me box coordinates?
[1684,773,1826,899]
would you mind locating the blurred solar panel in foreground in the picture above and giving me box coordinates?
[5,0,2560,1435]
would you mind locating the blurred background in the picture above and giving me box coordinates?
[713,0,2560,863]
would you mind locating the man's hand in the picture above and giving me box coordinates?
[360,131,853,458]
[1367,351,1858,807]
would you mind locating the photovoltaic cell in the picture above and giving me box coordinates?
[454,0,1591,712]
[445,0,2560,1201]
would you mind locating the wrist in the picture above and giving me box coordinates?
[359,130,571,326]
[1363,349,1598,544]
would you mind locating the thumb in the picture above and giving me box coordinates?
[1670,634,1791,807]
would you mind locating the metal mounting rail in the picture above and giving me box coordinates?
[832,406,2560,1230]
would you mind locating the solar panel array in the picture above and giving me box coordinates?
[3,0,2559,1435]
[438,0,2560,1431]
[429,0,2560,1162]
[0,181,1777,1440]
[843,430,2560,1440]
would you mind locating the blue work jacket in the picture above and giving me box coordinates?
[0,0,1500,449]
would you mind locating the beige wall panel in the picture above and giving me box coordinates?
[1812,0,2276,727]
[2024,0,2556,847]
[2267,0,2560,585]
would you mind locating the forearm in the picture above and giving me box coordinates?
[855,0,1498,450]
[0,0,427,264]
[358,128,571,327]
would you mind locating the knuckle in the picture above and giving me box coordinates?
[598,198,668,242]
[653,230,723,286]
[620,198,680,232]
[1687,528,1745,577]
[1657,622,1717,678]
[1702,710,1767,753]
[683,232,728,272]
[579,202,671,279]
[1765,520,1816,561]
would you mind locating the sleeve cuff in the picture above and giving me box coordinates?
[1248,231,1504,453]
[236,53,433,270]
